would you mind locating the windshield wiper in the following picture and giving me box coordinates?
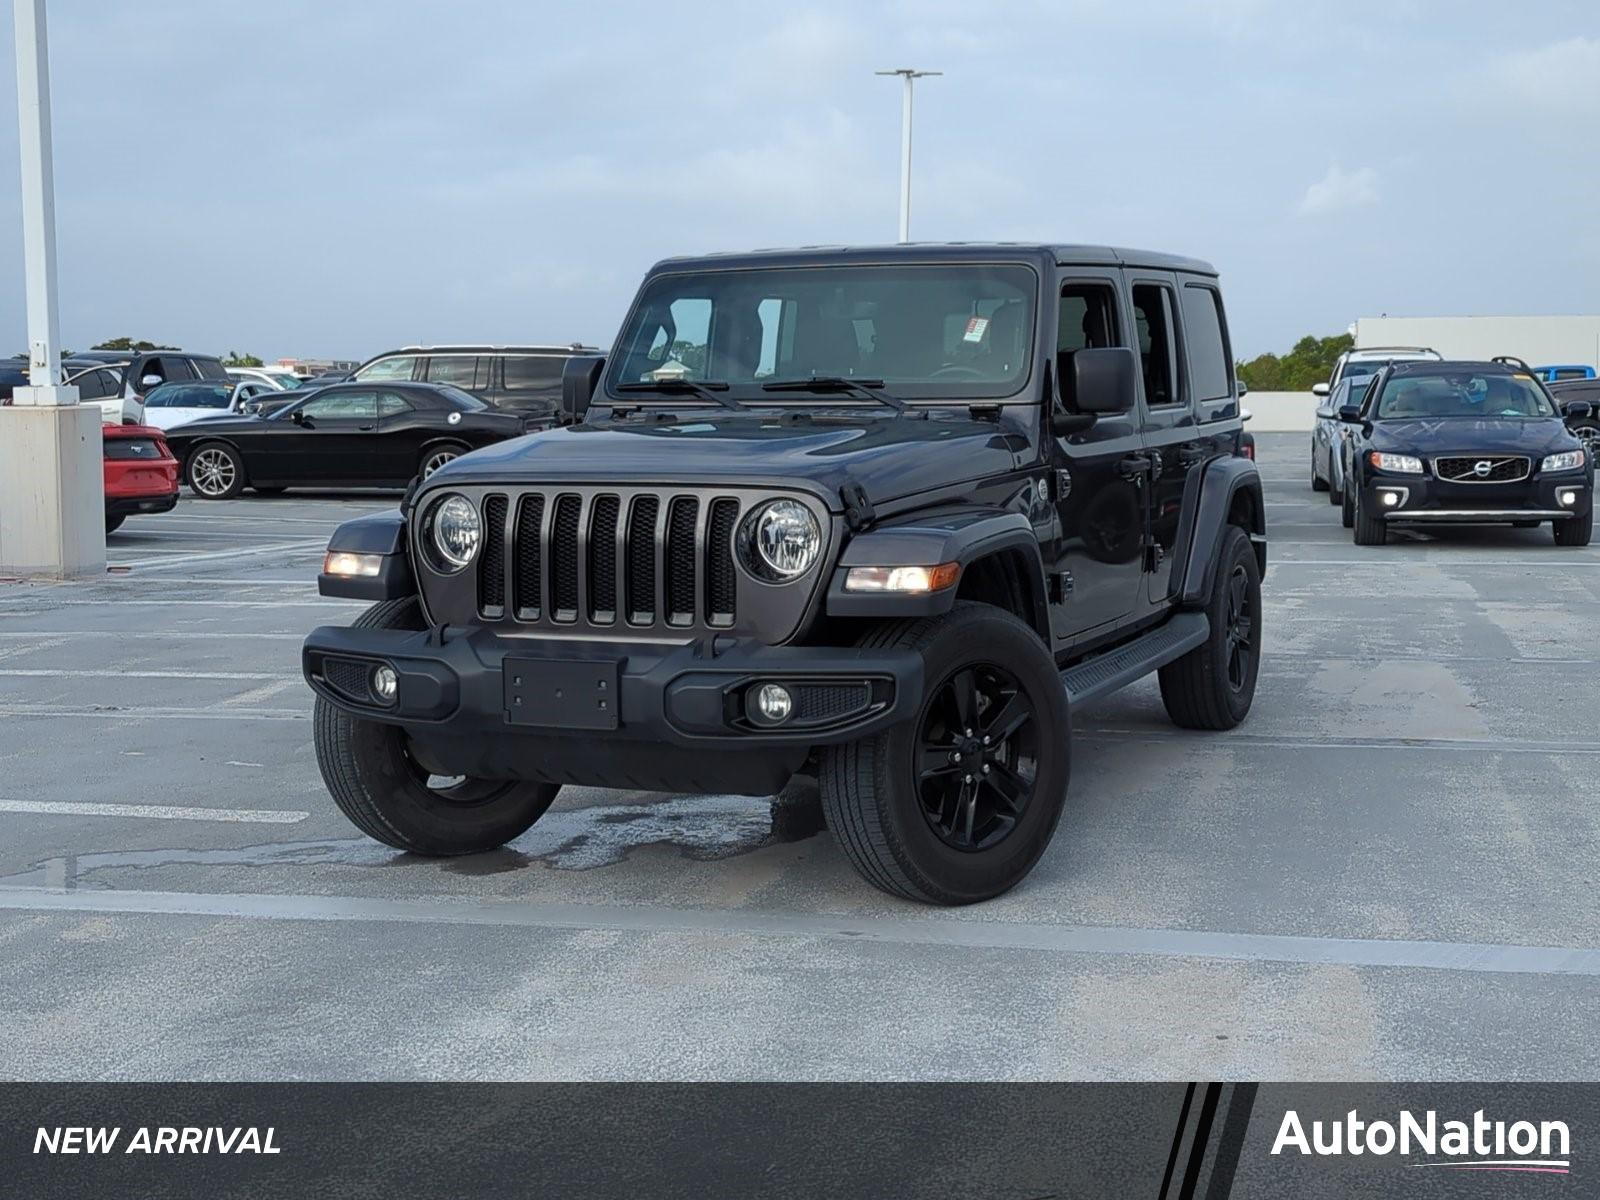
[760,376,906,415]
[614,379,746,411]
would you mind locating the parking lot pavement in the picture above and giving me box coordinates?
[2,439,1597,1081]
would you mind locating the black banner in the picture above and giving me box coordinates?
[1,1083,1590,1197]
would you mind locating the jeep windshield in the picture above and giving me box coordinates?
[606,263,1038,404]
[1373,371,1557,420]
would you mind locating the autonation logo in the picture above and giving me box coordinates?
[1272,1109,1571,1175]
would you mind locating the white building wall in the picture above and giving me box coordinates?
[1354,316,1600,368]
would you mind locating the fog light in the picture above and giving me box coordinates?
[1559,490,1578,507]
[754,683,793,723]
[371,664,398,704]
[1380,490,1401,507]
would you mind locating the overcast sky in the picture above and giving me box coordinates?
[1,0,1597,362]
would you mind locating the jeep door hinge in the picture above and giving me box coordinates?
[840,480,876,531]
[1049,570,1074,602]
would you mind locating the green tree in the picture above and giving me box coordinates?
[92,336,179,352]
[1237,332,1353,391]
[223,350,264,367]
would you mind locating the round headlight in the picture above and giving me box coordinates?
[429,493,481,570]
[741,499,822,581]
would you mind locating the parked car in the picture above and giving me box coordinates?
[142,379,279,431]
[102,423,179,532]
[1315,345,1441,402]
[1548,378,1600,463]
[1533,364,1596,383]
[55,350,230,425]
[165,380,537,499]
[1311,377,1372,500]
[1337,360,1591,545]
[226,366,305,391]
[350,344,600,416]
[303,242,1265,905]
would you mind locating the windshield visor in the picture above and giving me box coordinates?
[607,263,1039,401]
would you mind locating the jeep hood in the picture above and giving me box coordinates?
[432,412,1029,509]
[1370,417,1577,457]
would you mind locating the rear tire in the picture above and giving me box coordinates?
[313,597,560,854]
[818,602,1069,905]
[1352,489,1387,545]
[1159,525,1260,731]
[420,443,468,479]
[1554,507,1594,547]
[1341,487,1355,529]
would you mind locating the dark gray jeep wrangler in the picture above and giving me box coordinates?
[303,244,1265,904]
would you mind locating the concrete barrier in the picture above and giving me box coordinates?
[1242,391,1316,433]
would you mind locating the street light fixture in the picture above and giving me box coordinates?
[875,68,940,244]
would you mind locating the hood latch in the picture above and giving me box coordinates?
[840,480,876,532]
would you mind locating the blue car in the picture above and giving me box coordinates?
[1533,364,1596,383]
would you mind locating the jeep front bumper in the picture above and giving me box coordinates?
[302,626,923,793]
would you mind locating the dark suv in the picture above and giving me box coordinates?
[303,245,1266,904]
[351,344,600,416]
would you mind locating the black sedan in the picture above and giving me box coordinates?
[1338,360,1592,546]
[165,381,537,499]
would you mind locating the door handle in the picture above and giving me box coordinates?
[1117,454,1153,483]
[358,425,374,431]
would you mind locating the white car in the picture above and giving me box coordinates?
[141,379,276,431]
[1314,345,1441,400]
[226,366,305,391]
[64,362,142,425]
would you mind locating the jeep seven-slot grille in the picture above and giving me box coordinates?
[473,490,744,632]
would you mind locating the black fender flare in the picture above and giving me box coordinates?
[319,508,416,600]
[825,506,1050,638]
[1173,456,1266,608]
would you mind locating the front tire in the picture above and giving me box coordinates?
[1341,486,1355,529]
[1554,507,1594,547]
[185,441,246,500]
[1352,489,1387,545]
[819,602,1069,905]
[313,597,560,854]
[1159,525,1261,730]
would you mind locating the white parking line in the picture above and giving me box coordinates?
[0,885,1593,977]
[0,704,306,721]
[112,540,326,571]
[0,631,302,640]
[0,597,359,610]
[0,668,294,681]
[0,801,307,823]
[1270,558,1600,567]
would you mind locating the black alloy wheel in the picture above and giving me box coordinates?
[1223,562,1254,691]
[916,662,1039,852]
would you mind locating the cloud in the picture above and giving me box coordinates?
[1491,36,1600,113]
[1298,165,1378,216]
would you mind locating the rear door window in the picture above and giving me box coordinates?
[1130,284,1184,408]
[503,355,565,392]
[423,356,480,389]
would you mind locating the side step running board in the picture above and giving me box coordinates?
[1061,611,1210,708]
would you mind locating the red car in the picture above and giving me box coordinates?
[103,423,179,533]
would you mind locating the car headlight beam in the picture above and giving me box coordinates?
[739,499,822,581]
[428,493,482,571]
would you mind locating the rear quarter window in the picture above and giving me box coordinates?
[1179,282,1232,403]
[502,355,566,391]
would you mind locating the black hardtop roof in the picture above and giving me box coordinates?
[649,242,1217,276]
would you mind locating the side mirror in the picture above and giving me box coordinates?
[1562,400,1593,419]
[1311,382,1330,398]
[561,354,605,423]
[1235,380,1250,398]
[1070,347,1138,415]
[291,409,306,425]
[1337,404,1363,423]
[140,374,163,389]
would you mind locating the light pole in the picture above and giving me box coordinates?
[875,67,940,243]
[1,0,103,578]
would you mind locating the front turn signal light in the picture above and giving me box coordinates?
[843,562,961,594]
[324,551,382,578]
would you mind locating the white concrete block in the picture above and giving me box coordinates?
[0,402,106,578]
